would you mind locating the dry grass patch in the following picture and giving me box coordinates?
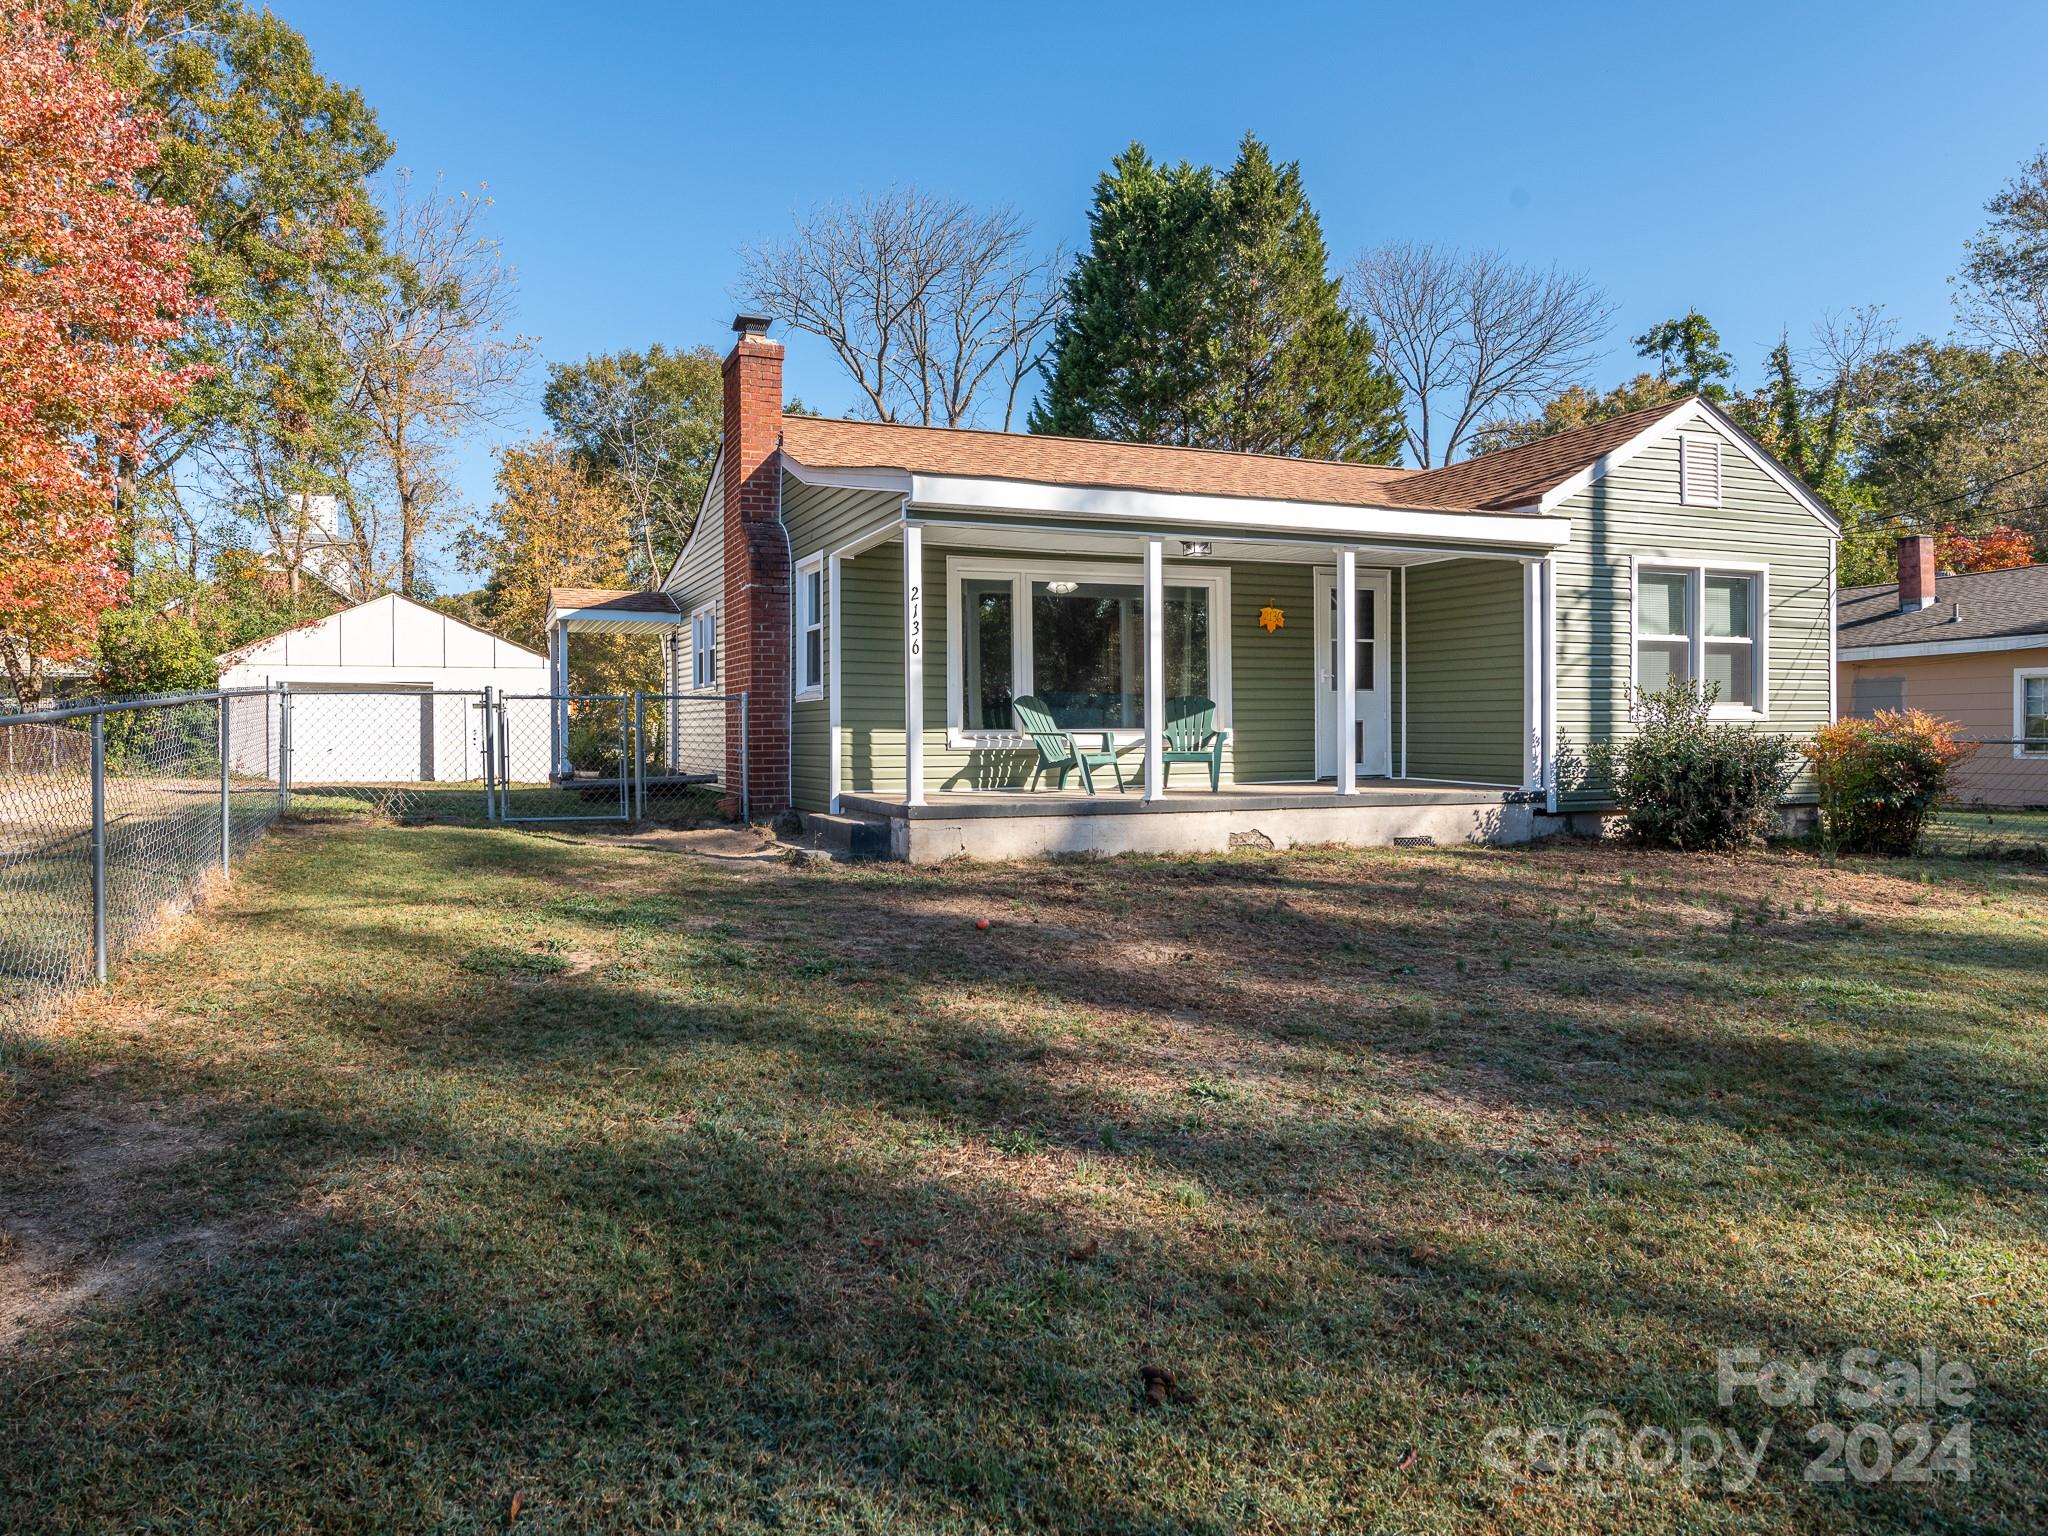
[0,825,2044,1532]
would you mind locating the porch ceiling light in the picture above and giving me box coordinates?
[1179,540,1213,558]
[1046,580,1080,595]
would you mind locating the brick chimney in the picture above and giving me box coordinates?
[1897,533,1937,612]
[720,314,789,817]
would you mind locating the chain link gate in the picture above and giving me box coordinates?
[492,693,631,823]
[632,692,747,823]
[276,686,495,822]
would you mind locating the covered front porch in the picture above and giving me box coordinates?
[821,512,1566,855]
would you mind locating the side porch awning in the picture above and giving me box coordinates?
[541,588,684,775]
[545,587,684,635]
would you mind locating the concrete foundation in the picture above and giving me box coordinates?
[837,785,1541,864]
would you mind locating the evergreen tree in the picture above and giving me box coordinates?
[1033,135,1403,462]
[1031,144,1219,446]
[1632,311,1733,400]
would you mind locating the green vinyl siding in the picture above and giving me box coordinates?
[783,479,901,811]
[1230,563,1317,782]
[1552,425,1834,809]
[840,538,908,798]
[664,493,725,695]
[1405,559,1525,784]
[663,475,903,810]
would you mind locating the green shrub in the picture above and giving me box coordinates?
[1802,710,1976,856]
[1588,678,1797,851]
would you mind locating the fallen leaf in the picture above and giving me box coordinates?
[1396,1447,1417,1472]
[1067,1237,1101,1263]
[508,1491,523,1521]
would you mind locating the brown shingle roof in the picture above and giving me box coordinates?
[1839,563,2048,650]
[1392,398,1696,510]
[548,587,679,615]
[776,396,1697,515]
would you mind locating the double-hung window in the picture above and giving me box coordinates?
[950,558,1226,742]
[2018,670,2048,757]
[1634,562,1765,715]
[794,555,824,701]
[689,606,716,690]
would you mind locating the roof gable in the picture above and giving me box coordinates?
[1529,397,1841,532]
[218,592,543,669]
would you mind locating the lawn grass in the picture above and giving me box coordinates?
[2,823,2046,1532]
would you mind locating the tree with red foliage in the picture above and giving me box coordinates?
[1936,523,2036,574]
[0,3,202,703]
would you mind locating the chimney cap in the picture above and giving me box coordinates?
[731,313,772,338]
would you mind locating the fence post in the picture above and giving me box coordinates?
[633,692,646,821]
[277,682,293,811]
[90,711,108,986]
[218,694,231,877]
[738,691,750,825]
[481,686,497,821]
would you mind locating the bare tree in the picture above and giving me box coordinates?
[331,172,531,594]
[1347,244,1614,465]
[738,187,1065,429]
[1958,148,2048,371]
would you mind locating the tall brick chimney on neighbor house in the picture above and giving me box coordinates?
[1897,533,1937,612]
[720,314,790,817]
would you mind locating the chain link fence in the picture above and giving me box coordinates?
[2,689,283,1038]
[1923,737,2048,859]
[1,685,751,1038]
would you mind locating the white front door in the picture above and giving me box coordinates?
[1314,567,1392,778]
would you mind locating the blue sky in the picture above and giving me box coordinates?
[286,0,2048,585]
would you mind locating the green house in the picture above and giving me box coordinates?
[662,318,1838,861]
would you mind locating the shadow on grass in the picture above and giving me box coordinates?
[4,829,2044,1530]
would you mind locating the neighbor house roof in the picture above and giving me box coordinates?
[776,396,1698,516]
[1839,563,2048,652]
[547,588,680,616]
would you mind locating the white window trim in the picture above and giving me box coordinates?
[1679,433,1723,508]
[689,603,717,692]
[943,554,1232,750]
[2016,667,2048,757]
[1628,556,1770,721]
[794,553,825,702]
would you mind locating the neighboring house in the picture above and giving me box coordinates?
[218,593,547,785]
[663,316,1839,861]
[1838,538,2048,807]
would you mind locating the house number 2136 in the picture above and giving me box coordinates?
[909,584,921,657]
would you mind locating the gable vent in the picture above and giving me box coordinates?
[1680,434,1723,507]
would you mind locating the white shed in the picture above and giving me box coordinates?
[218,593,549,784]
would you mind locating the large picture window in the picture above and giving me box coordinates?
[949,558,1228,742]
[1633,561,1766,716]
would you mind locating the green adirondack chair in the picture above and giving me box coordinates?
[1011,695,1134,794]
[1162,696,1229,791]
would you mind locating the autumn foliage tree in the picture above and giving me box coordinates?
[1936,523,2036,573]
[462,439,658,693]
[0,3,201,701]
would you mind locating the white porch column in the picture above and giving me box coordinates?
[903,524,925,807]
[550,622,570,777]
[1335,547,1357,794]
[1541,554,1558,809]
[1522,559,1545,791]
[1142,538,1165,801]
